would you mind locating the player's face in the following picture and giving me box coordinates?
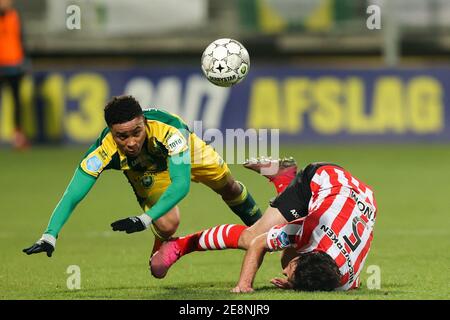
[283,256,300,286]
[111,116,146,157]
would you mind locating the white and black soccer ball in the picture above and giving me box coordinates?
[201,38,250,87]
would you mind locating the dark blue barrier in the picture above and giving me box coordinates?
[0,66,448,144]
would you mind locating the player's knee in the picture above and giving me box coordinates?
[155,225,178,239]
[154,219,179,238]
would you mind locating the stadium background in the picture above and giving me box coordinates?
[1,0,449,300]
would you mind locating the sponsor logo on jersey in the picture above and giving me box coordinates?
[290,209,300,219]
[86,155,102,173]
[350,190,375,222]
[167,133,186,154]
[268,229,282,250]
[278,231,290,247]
[320,225,355,283]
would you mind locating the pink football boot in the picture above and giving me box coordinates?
[150,239,182,279]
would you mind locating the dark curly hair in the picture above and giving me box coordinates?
[104,95,143,127]
[291,251,342,291]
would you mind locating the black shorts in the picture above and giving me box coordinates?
[270,162,342,222]
[270,177,309,222]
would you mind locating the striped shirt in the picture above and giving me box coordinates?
[267,165,377,290]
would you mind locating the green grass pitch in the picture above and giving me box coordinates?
[1,144,449,300]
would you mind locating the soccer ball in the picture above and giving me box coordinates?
[201,38,250,87]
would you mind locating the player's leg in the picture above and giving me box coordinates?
[150,157,299,278]
[150,205,288,278]
[149,205,180,257]
[237,206,287,248]
[245,157,309,272]
[243,156,297,194]
[211,172,262,226]
[238,156,299,247]
[10,74,22,130]
[151,157,297,258]
[150,206,179,238]
[126,170,181,257]
[8,73,29,150]
[190,135,261,226]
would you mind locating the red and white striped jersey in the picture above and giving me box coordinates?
[266,165,377,290]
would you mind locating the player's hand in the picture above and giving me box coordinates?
[231,285,254,293]
[111,214,151,234]
[270,277,293,290]
[23,235,56,257]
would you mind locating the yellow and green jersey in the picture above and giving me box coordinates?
[43,108,229,238]
[80,108,190,178]
[79,109,191,206]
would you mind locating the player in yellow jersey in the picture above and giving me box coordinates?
[23,95,262,268]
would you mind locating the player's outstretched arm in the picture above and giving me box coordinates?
[111,151,191,234]
[22,168,97,257]
[231,233,269,293]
